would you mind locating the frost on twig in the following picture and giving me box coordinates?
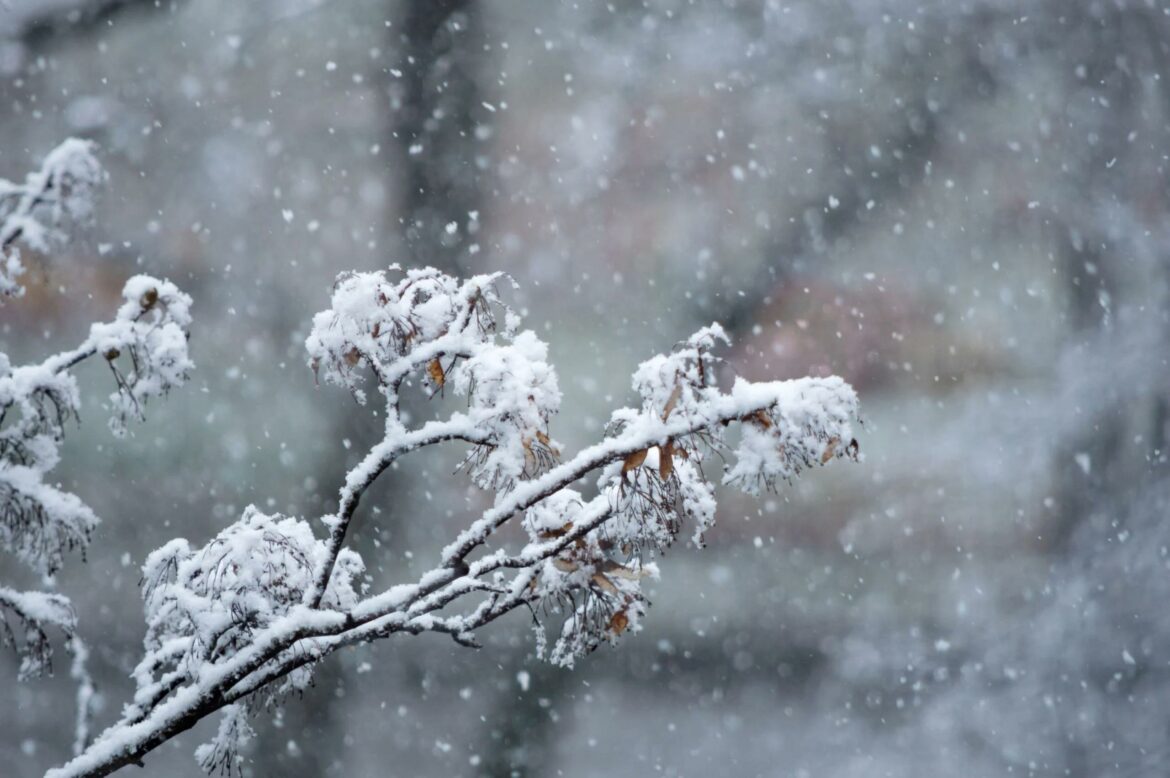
[51,265,856,778]
[0,141,193,758]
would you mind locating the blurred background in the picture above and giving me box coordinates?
[3,0,1170,775]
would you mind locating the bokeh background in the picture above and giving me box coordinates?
[4,1,1170,775]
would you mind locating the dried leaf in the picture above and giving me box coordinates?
[427,358,445,388]
[534,429,560,456]
[535,434,559,459]
[748,409,773,429]
[591,572,619,595]
[659,441,675,481]
[847,438,860,459]
[601,560,646,580]
[139,287,158,310]
[552,558,578,573]
[344,347,361,367]
[608,609,630,636]
[622,448,648,474]
[537,521,574,540]
[661,383,682,421]
[821,436,840,464]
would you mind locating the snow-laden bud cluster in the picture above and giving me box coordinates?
[596,325,730,556]
[632,324,728,425]
[0,138,104,299]
[139,507,364,681]
[94,275,195,436]
[137,508,364,774]
[522,490,656,667]
[305,266,512,402]
[521,325,858,667]
[722,375,859,495]
[306,265,562,491]
[452,331,561,490]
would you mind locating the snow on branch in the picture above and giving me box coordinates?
[1,138,104,299]
[50,265,859,778]
[0,141,194,761]
[1,275,195,576]
[0,587,94,754]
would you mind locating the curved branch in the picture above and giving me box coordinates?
[305,416,490,608]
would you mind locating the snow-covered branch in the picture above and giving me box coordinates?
[49,266,859,777]
[0,141,194,761]
[0,138,103,299]
[0,586,93,753]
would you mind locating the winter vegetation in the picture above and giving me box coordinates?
[2,144,858,776]
[6,1,1170,776]
[1,139,193,761]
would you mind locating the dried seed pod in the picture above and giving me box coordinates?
[139,287,159,309]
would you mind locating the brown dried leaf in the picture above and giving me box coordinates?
[537,521,574,540]
[658,441,674,481]
[139,287,158,310]
[534,429,560,456]
[608,610,630,636]
[749,409,773,429]
[591,573,619,595]
[427,358,445,388]
[622,448,648,474]
[344,347,361,367]
[601,561,646,580]
[821,436,840,464]
[552,558,578,573]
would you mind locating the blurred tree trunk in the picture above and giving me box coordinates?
[1047,6,1149,553]
[389,0,485,276]
[383,6,583,773]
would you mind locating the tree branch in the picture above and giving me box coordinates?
[50,367,857,777]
